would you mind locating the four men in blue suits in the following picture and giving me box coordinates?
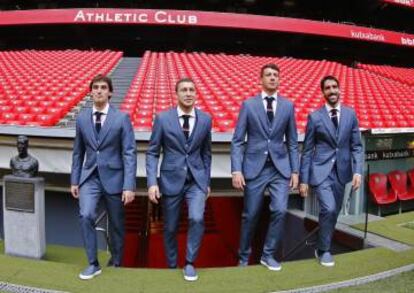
[146,78,212,281]
[71,74,137,280]
[71,70,363,279]
[299,75,363,267]
[231,64,299,271]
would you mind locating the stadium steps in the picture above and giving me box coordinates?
[107,57,142,109]
[59,57,140,127]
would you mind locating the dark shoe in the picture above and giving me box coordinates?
[106,258,121,267]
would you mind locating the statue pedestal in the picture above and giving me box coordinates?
[2,175,46,259]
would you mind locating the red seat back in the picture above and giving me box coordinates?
[388,170,408,195]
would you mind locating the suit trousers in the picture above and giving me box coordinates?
[313,166,345,252]
[162,181,206,268]
[239,163,290,262]
[79,169,125,266]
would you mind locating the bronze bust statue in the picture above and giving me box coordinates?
[10,135,39,178]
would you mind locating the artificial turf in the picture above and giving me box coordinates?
[353,211,414,246]
[0,241,413,293]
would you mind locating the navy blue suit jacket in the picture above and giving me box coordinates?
[300,105,363,186]
[71,105,137,194]
[231,94,299,180]
[146,108,212,196]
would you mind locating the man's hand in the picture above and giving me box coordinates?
[148,185,161,204]
[232,172,246,191]
[299,183,309,198]
[71,185,79,199]
[352,174,362,191]
[290,173,299,189]
[122,190,135,205]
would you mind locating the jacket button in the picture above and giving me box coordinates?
[331,159,335,162]
[264,151,268,155]
[97,151,100,154]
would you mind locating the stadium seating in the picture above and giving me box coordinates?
[0,50,122,126]
[357,63,414,87]
[368,173,398,216]
[387,170,414,213]
[1,50,414,132]
[122,51,414,132]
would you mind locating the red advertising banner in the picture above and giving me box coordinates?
[0,9,413,48]
[382,0,414,9]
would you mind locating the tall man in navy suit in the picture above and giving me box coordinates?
[299,75,363,267]
[231,64,299,271]
[71,74,137,280]
[146,78,212,281]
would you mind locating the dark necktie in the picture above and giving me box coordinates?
[330,109,338,129]
[95,112,103,133]
[182,115,190,139]
[265,97,275,123]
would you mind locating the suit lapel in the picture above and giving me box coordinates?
[97,105,115,146]
[84,108,98,149]
[270,96,284,135]
[189,110,204,151]
[172,108,187,148]
[337,106,349,143]
[253,95,270,134]
[320,107,338,143]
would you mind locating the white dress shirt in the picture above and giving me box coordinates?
[177,106,196,136]
[325,103,341,123]
[92,103,109,126]
[261,91,277,115]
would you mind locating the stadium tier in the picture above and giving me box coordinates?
[1,50,414,132]
[0,50,122,126]
[357,62,414,87]
[121,51,414,132]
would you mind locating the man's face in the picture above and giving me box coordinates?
[322,79,340,106]
[261,67,280,93]
[176,81,196,110]
[91,81,111,106]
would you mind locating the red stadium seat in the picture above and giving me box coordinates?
[369,173,398,216]
[388,170,414,212]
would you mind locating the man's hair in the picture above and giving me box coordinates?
[175,77,195,92]
[89,74,114,93]
[320,75,339,91]
[260,63,280,77]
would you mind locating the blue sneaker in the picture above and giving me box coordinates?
[238,260,248,267]
[79,265,102,280]
[260,257,282,271]
[183,264,198,281]
[315,249,335,267]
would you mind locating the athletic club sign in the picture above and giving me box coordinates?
[74,10,198,25]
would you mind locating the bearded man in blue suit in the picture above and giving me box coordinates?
[300,75,363,267]
[146,78,212,282]
[231,64,299,271]
[71,74,137,280]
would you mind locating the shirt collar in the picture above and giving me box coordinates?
[177,106,196,118]
[325,103,341,113]
[261,91,278,101]
[92,103,109,115]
